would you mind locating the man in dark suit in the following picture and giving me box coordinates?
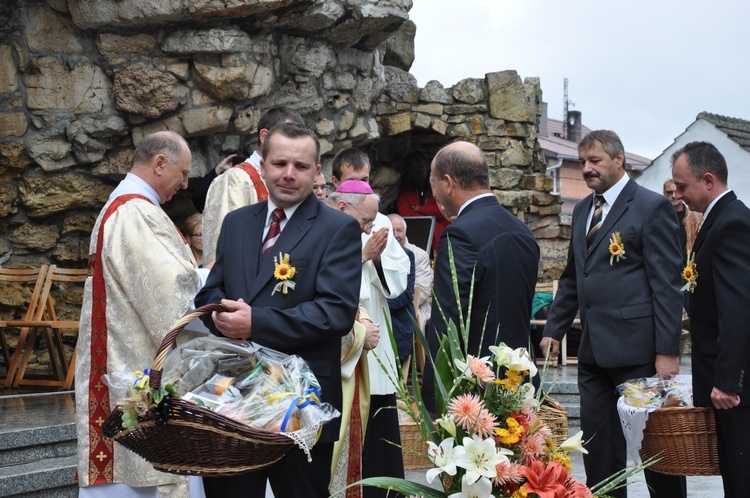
[422,141,540,412]
[541,130,686,498]
[195,122,362,498]
[671,141,750,497]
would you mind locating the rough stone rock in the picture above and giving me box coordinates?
[0,45,18,93]
[453,78,484,104]
[68,0,186,29]
[8,223,59,252]
[381,113,411,136]
[26,5,83,54]
[131,117,187,146]
[412,103,443,115]
[352,76,381,111]
[499,140,533,167]
[477,136,510,151]
[487,70,534,122]
[348,117,368,139]
[419,80,452,104]
[193,61,273,101]
[443,104,487,115]
[0,281,32,308]
[280,37,336,75]
[19,173,112,217]
[537,204,562,216]
[325,92,350,110]
[277,1,344,31]
[506,122,528,138]
[494,190,533,211]
[23,57,113,114]
[68,115,129,164]
[26,131,76,172]
[316,118,335,136]
[189,0,292,19]
[485,118,507,137]
[489,168,523,189]
[234,106,261,134]
[96,33,156,55]
[162,26,252,54]
[52,238,88,262]
[431,119,448,135]
[326,0,409,48]
[113,63,187,118]
[466,115,485,135]
[447,123,470,137]
[519,173,553,191]
[0,185,16,218]
[384,66,418,103]
[257,81,323,114]
[0,114,27,138]
[63,211,99,234]
[91,149,133,178]
[383,19,415,71]
[413,113,431,130]
[181,106,233,136]
[530,191,559,207]
[0,142,30,180]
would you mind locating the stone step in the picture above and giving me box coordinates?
[0,454,77,497]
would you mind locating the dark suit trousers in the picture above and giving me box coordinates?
[714,405,750,497]
[578,361,686,498]
[202,442,333,498]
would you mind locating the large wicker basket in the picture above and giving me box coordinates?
[538,396,568,447]
[102,304,298,477]
[638,406,720,476]
[400,418,431,470]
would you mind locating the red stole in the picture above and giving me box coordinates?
[237,162,268,201]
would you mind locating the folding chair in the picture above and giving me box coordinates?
[530,280,579,366]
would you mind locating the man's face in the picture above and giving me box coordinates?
[155,145,191,203]
[430,158,455,218]
[390,216,406,246]
[579,141,624,194]
[261,134,319,209]
[335,163,370,186]
[345,196,378,234]
[313,173,327,200]
[663,181,683,210]
[672,154,710,213]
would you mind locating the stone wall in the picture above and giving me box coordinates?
[0,0,564,378]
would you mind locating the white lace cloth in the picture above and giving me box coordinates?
[616,374,693,464]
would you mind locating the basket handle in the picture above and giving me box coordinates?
[149,303,228,389]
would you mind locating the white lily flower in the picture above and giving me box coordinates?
[488,343,513,367]
[520,383,540,410]
[453,435,510,485]
[454,358,472,379]
[559,430,589,454]
[425,437,458,484]
[436,414,458,438]
[447,475,495,498]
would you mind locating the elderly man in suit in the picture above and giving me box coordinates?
[195,122,362,498]
[672,141,750,497]
[422,141,540,412]
[541,130,686,498]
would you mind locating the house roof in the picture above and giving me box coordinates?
[539,116,651,171]
[698,112,750,153]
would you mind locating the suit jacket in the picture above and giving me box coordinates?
[689,191,750,407]
[543,178,683,367]
[195,193,362,442]
[388,246,416,360]
[430,195,540,355]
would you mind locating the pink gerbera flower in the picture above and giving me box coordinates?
[473,408,499,438]
[468,356,495,385]
[493,460,525,486]
[519,432,546,464]
[447,393,484,432]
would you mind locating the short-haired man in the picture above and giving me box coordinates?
[541,130,686,498]
[202,105,304,264]
[196,123,362,498]
[423,141,539,412]
[663,178,702,264]
[329,149,409,496]
[672,141,750,496]
[313,171,328,200]
[76,131,208,498]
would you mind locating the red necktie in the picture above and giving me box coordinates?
[262,208,285,257]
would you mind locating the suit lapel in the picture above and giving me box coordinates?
[247,194,318,303]
[243,203,268,296]
[587,179,636,255]
[692,191,736,256]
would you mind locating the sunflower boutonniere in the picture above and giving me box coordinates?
[272,252,297,296]
[608,231,627,266]
[680,252,698,293]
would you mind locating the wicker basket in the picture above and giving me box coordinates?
[638,406,720,476]
[102,304,298,477]
[538,396,568,447]
[400,418,431,470]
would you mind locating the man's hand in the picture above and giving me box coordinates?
[215,154,236,175]
[362,227,388,263]
[711,387,741,410]
[654,354,680,379]
[362,320,380,350]
[540,336,560,362]
[212,298,251,339]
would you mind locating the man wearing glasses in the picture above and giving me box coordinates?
[313,171,328,200]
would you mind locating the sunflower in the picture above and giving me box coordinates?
[273,253,296,281]
[608,231,627,265]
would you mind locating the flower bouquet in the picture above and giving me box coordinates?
[354,241,651,498]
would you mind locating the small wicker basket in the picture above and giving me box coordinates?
[102,304,301,477]
[639,406,720,476]
[400,418,431,470]
[538,396,569,447]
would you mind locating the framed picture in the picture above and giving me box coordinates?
[402,216,435,254]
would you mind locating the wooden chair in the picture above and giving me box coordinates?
[530,280,580,366]
[1,265,51,388]
[8,265,88,390]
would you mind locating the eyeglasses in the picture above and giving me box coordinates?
[312,185,327,191]
[191,232,202,238]
[346,202,375,231]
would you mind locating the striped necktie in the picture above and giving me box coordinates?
[587,195,604,247]
[262,208,285,257]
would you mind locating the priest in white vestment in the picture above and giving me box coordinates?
[75,131,208,498]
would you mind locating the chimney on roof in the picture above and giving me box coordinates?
[567,110,582,143]
[539,102,548,137]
